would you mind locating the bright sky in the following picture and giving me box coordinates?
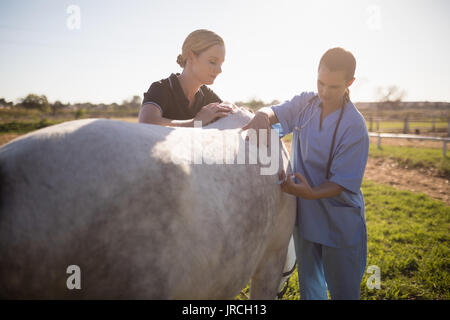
[0,0,449,105]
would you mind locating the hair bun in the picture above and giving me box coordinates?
[176,54,186,68]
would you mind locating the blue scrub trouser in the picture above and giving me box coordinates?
[293,224,367,300]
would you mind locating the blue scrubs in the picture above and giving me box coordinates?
[271,92,369,300]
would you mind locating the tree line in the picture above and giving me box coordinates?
[0,94,143,114]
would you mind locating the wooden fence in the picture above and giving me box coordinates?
[367,117,450,135]
[368,132,450,156]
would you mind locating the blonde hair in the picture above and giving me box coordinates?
[176,29,224,68]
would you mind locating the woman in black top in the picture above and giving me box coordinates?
[138,29,232,127]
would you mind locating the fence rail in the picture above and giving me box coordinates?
[366,117,450,135]
[368,132,450,156]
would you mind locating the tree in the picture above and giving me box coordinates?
[51,100,66,115]
[74,108,86,119]
[376,85,406,105]
[122,95,142,111]
[20,94,50,112]
[0,98,13,108]
[269,99,280,106]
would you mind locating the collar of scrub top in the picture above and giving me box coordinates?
[294,95,347,132]
[293,95,320,133]
[292,95,347,180]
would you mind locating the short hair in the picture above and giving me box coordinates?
[319,47,356,101]
[319,47,356,81]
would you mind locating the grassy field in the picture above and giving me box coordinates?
[238,180,450,300]
[0,108,138,124]
[0,119,61,134]
[369,144,450,178]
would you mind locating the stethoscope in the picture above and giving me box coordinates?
[292,95,346,180]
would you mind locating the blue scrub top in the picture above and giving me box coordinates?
[272,92,370,248]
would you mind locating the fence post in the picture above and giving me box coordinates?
[377,133,381,149]
[403,116,409,134]
[376,119,380,132]
[444,141,447,157]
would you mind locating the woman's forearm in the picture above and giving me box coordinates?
[138,104,195,127]
[154,117,195,127]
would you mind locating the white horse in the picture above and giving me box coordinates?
[0,106,296,299]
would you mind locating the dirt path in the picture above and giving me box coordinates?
[364,157,450,205]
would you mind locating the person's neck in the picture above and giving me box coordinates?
[321,97,345,116]
[177,71,201,102]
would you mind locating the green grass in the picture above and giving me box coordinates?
[0,108,139,124]
[360,180,449,299]
[0,119,62,134]
[237,180,450,300]
[369,144,450,178]
[281,133,292,143]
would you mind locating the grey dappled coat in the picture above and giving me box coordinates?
[0,106,296,299]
